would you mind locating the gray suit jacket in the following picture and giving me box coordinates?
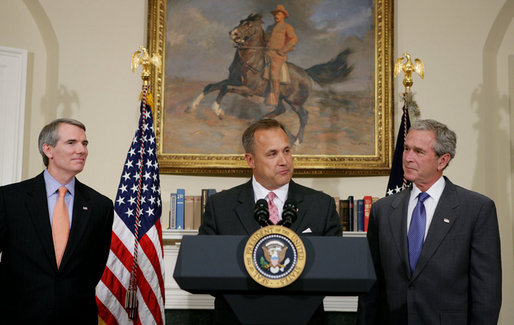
[199,179,341,236]
[0,172,114,325]
[357,177,501,325]
[199,179,341,324]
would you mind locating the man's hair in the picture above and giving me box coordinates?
[409,119,457,160]
[242,119,287,154]
[38,118,86,167]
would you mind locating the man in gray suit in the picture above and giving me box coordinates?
[200,118,341,324]
[357,119,502,324]
[0,118,113,325]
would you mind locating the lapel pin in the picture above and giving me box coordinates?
[443,218,450,223]
[83,206,88,210]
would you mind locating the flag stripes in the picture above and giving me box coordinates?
[96,89,165,324]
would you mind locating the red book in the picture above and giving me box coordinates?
[363,196,373,232]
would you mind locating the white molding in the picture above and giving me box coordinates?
[0,46,27,185]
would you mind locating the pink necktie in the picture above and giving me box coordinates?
[52,186,70,268]
[267,192,280,225]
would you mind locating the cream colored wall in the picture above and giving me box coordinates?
[1,0,512,322]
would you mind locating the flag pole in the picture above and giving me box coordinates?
[125,46,162,320]
[386,53,424,196]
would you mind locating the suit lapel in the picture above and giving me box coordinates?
[411,179,458,280]
[26,173,56,268]
[60,179,92,269]
[287,181,305,234]
[234,180,260,235]
[387,188,412,278]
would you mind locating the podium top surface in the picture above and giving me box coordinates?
[174,235,375,296]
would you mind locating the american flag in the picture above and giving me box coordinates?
[96,86,165,325]
[386,96,411,196]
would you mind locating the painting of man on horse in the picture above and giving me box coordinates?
[164,0,376,156]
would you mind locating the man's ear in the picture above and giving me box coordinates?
[245,153,255,168]
[437,153,451,171]
[42,143,53,161]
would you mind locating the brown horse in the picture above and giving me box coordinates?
[187,13,352,145]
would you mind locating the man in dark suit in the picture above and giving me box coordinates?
[199,118,341,324]
[0,118,114,325]
[357,119,502,325]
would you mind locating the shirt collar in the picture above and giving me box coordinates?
[44,169,75,197]
[252,176,289,204]
[410,176,446,202]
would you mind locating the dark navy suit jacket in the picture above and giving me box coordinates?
[0,172,113,325]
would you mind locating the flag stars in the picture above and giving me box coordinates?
[119,184,128,193]
[146,207,155,217]
[125,160,133,169]
[147,147,154,156]
[125,208,134,217]
[143,171,151,180]
[122,172,131,181]
[142,184,149,193]
[128,196,136,205]
[130,184,139,193]
[116,197,125,206]
[146,160,154,169]
[128,148,136,157]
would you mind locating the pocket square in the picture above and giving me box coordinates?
[302,228,312,233]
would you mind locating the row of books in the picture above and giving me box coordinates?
[168,189,379,232]
[168,189,216,230]
[334,196,379,232]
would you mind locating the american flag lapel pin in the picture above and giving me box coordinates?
[83,206,88,211]
[443,218,450,223]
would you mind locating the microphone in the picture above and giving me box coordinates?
[254,199,271,227]
[279,199,298,228]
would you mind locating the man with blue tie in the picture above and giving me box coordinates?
[357,119,502,324]
[0,118,114,325]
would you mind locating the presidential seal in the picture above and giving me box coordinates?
[244,225,306,288]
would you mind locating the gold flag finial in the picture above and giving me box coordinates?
[394,53,424,93]
[131,46,161,85]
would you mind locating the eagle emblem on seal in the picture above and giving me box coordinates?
[260,240,290,274]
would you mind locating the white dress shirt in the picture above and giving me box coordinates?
[252,176,289,220]
[406,176,446,239]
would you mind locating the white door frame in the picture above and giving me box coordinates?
[0,46,28,185]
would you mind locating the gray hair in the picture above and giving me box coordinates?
[409,119,456,162]
[242,119,287,154]
[38,118,86,167]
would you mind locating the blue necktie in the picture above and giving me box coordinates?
[408,192,430,273]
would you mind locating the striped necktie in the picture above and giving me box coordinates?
[267,192,280,225]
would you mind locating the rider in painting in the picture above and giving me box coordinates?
[264,5,298,110]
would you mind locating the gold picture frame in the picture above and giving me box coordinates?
[147,0,393,176]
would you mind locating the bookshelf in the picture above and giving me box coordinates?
[162,230,366,311]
